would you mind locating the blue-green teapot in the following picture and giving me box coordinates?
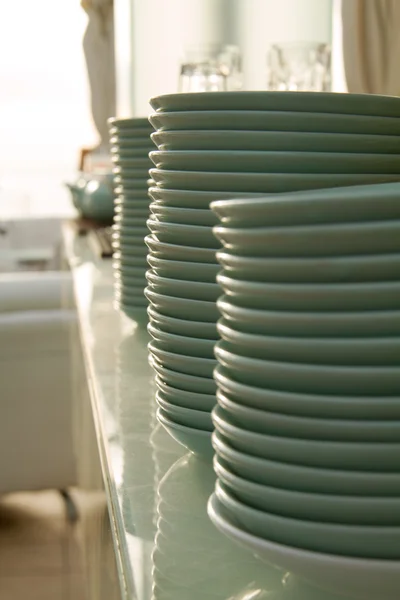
[66,172,114,222]
[65,174,89,211]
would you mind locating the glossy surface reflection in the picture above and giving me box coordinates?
[64,225,380,600]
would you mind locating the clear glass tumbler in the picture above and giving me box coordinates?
[179,44,243,93]
[267,42,332,92]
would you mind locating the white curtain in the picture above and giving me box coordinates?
[82,0,116,150]
[342,0,400,95]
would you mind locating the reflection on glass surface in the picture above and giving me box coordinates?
[152,454,349,600]
[66,228,370,600]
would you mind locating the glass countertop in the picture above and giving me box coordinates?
[63,225,378,600]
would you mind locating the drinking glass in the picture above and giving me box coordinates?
[179,44,243,93]
[267,42,332,92]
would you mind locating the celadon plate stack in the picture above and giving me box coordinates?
[149,91,400,194]
[148,90,400,459]
[207,181,400,600]
[153,454,281,600]
[145,207,221,457]
[108,117,154,317]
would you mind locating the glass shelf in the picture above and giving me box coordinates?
[63,224,374,600]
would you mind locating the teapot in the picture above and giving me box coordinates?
[81,176,114,222]
[65,174,89,211]
[65,171,114,222]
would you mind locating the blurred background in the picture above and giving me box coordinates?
[0,0,347,220]
[0,0,97,218]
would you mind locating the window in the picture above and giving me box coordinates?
[0,0,97,217]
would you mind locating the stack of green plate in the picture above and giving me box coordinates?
[108,117,154,316]
[144,188,225,455]
[205,183,400,591]
[147,90,400,456]
[149,91,400,194]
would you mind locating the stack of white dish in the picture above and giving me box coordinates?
[207,182,400,600]
[108,117,154,317]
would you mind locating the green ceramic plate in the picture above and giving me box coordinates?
[113,266,147,279]
[150,150,400,175]
[214,364,400,421]
[114,273,146,287]
[147,305,218,340]
[112,156,152,169]
[147,255,219,283]
[115,278,147,293]
[215,220,400,257]
[157,408,213,459]
[148,322,216,359]
[112,236,148,249]
[113,178,149,192]
[110,136,155,149]
[217,295,400,337]
[113,251,149,269]
[155,375,215,411]
[113,261,147,275]
[149,202,218,226]
[213,456,400,526]
[216,251,400,283]
[145,234,217,263]
[212,405,400,471]
[109,117,151,129]
[149,354,216,394]
[207,493,400,600]
[146,270,220,302]
[212,431,400,496]
[217,272,400,311]
[149,340,216,378]
[151,129,400,154]
[214,341,400,396]
[114,187,150,200]
[216,390,400,442]
[216,318,400,366]
[156,392,213,431]
[114,205,150,216]
[150,91,400,117]
[215,480,400,559]
[112,225,149,238]
[210,182,400,226]
[149,186,263,209]
[109,128,153,141]
[112,237,147,250]
[113,216,149,228]
[149,110,400,136]
[150,168,399,193]
[111,146,153,158]
[112,238,147,252]
[114,208,150,222]
[145,287,219,322]
[112,242,148,257]
[113,167,150,180]
[147,217,219,249]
